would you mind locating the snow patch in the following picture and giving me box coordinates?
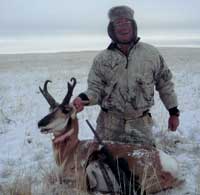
[0,49,200,194]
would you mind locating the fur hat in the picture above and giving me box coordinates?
[108,5,134,22]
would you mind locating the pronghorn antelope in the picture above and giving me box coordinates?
[38,77,183,194]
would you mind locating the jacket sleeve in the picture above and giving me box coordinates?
[84,55,106,105]
[155,54,178,110]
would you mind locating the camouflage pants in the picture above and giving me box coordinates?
[96,110,155,146]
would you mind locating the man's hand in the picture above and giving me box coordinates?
[168,115,179,131]
[73,97,85,112]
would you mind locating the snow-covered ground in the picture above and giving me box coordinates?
[0,47,200,194]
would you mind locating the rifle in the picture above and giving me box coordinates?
[86,120,144,195]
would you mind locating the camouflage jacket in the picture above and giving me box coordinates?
[84,41,178,116]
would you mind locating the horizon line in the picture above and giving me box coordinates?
[0,45,200,55]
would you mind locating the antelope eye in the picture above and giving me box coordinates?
[62,107,71,114]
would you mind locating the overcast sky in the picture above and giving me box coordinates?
[1,0,200,36]
[0,0,200,53]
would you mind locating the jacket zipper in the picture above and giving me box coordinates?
[125,56,129,69]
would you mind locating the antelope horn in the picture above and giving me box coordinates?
[39,80,58,109]
[61,77,77,106]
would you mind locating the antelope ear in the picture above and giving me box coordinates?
[70,105,77,119]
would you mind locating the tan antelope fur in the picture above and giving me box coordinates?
[38,77,183,194]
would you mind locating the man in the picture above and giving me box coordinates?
[73,5,180,146]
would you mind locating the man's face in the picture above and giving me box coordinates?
[113,18,134,44]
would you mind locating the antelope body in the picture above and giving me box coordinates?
[38,77,182,194]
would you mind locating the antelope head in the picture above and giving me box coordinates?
[38,77,77,136]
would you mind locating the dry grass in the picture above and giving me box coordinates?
[0,162,181,195]
[0,176,89,195]
[0,160,153,195]
[139,162,165,195]
[0,154,168,195]
[195,164,200,195]
[0,175,32,195]
[0,160,90,195]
